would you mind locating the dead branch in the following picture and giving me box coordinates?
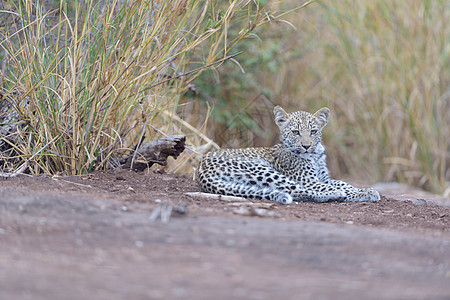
[121,135,186,171]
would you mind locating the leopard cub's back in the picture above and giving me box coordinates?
[196,147,275,189]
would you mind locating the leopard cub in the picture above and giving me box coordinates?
[196,106,380,204]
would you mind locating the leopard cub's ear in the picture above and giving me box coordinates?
[314,107,330,128]
[274,106,289,128]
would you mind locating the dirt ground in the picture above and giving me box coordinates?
[1,169,449,300]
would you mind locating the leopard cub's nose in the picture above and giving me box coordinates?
[302,145,311,150]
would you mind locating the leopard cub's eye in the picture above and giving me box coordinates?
[310,129,318,135]
[292,130,300,135]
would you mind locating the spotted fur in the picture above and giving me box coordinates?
[196,106,380,204]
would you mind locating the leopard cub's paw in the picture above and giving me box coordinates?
[363,188,380,202]
[330,190,347,201]
[345,188,380,202]
[275,192,293,205]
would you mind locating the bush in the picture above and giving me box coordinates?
[0,0,282,175]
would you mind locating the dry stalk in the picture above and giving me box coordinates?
[0,160,29,178]
[185,192,251,202]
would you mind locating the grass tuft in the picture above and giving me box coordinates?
[0,0,276,175]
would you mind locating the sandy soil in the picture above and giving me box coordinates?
[0,170,449,300]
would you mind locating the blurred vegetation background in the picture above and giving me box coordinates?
[1,0,449,196]
[180,0,450,196]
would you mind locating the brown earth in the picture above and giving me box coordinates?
[0,170,449,300]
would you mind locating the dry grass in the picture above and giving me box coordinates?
[0,0,279,175]
[288,0,450,195]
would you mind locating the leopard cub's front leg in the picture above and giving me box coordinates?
[289,181,347,203]
[328,179,380,202]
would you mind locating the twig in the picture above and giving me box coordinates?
[227,202,275,208]
[0,160,29,178]
[149,200,173,223]
[185,192,251,202]
[162,111,220,151]
[260,0,319,26]
[130,115,150,170]
[149,205,162,222]
[0,135,60,178]
[59,179,92,188]
[29,135,61,160]
[161,205,172,223]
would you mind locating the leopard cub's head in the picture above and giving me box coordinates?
[273,106,329,154]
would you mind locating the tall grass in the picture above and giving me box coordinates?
[289,0,449,195]
[0,0,275,175]
[182,0,449,195]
